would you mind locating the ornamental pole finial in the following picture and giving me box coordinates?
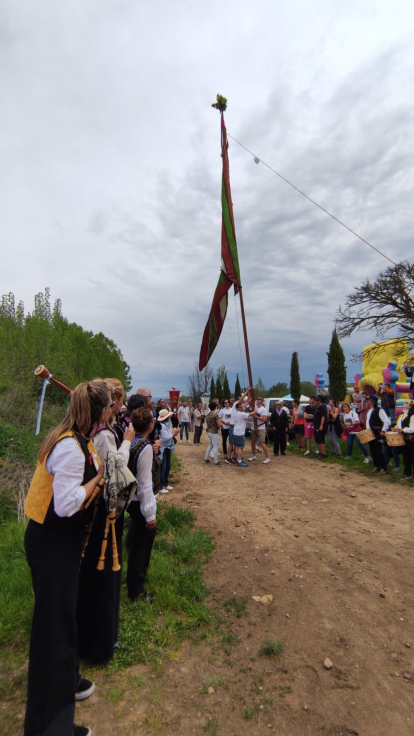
[211,94,227,112]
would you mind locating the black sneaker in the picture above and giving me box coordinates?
[225,458,232,465]
[74,726,92,736]
[75,678,95,701]
[204,459,210,464]
[214,462,221,466]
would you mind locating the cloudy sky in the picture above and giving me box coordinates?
[2,0,414,396]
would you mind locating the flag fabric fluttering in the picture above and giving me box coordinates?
[199,110,241,370]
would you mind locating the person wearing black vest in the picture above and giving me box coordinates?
[24,381,110,736]
[270,401,289,456]
[396,402,414,478]
[366,395,391,474]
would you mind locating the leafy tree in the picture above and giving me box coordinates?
[266,382,288,397]
[223,373,231,400]
[336,261,414,356]
[300,381,316,398]
[234,374,241,398]
[215,375,223,405]
[290,352,301,401]
[254,377,266,398]
[187,361,214,403]
[327,329,347,403]
[210,377,216,399]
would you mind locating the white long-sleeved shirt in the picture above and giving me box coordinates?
[92,427,131,464]
[366,408,391,433]
[396,413,414,434]
[45,437,91,518]
[130,444,156,522]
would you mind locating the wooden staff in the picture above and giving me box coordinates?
[110,512,121,572]
[80,484,104,559]
[238,287,256,421]
[97,514,111,570]
[34,365,72,395]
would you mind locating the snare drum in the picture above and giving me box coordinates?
[358,428,375,444]
[385,431,405,447]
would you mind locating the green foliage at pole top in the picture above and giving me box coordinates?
[234,374,241,398]
[0,289,132,400]
[327,329,347,403]
[290,352,301,401]
[211,94,228,112]
[210,377,216,399]
[254,377,266,398]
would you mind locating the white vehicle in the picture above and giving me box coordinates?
[246,396,309,436]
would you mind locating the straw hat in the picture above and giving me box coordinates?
[158,409,173,421]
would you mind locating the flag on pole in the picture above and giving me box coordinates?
[199,102,241,370]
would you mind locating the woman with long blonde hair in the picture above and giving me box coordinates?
[24,381,110,736]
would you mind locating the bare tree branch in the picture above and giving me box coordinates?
[187,361,214,403]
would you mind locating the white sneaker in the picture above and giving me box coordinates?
[159,488,169,495]
[263,458,270,464]
[345,456,351,460]
[304,451,310,456]
[315,450,320,455]
[179,439,182,443]
[187,440,191,444]
[286,442,291,447]
[248,456,257,461]
[256,447,263,453]
[164,485,173,491]
[363,457,370,464]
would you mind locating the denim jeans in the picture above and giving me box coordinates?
[347,433,368,458]
[160,447,172,487]
[385,443,400,468]
[205,433,219,463]
[180,422,189,441]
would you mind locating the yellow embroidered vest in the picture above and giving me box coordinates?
[25,431,98,525]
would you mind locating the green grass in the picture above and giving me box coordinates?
[259,639,284,657]
[223,596,248,618]
[0,521,33,646]
[203,717,219,734]
[243,703,260,720]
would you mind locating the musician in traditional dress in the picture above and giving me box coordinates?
[342,403,370,462]
[365,395,391,474]
[77,378,135,664]
[396,401,414,479]
[127,407,158,601]
[24,381,110,736]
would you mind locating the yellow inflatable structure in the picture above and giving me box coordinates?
[358,338,411,397]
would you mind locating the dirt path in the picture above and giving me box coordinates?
[79,443,414,735]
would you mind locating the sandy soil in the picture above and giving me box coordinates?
[76,442,413,734]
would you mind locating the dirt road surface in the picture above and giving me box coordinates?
[79,443,414,735]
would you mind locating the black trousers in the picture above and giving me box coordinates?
[77,501,124,664]
[24,520,81,736]
[194,425,203,444]
[368,438,387,470]
[273,429,287,456]
[402,440,414,475]
[126,501,157,601]
[221,428,229,455]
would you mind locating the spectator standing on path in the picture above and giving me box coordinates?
[219,400,232,456]
[158,408,180,492]
[232,389,254,467]
[270,400,289,457]
[189,401,195,431]
[193,404,205,445]
[356,392,369,428]
[226,387,250,464]
[155,399,165,418]
[378,383,396,422]
[342,403,370,462]
[396,402,414,479]
[352,387,363,412]
[290,399,305,450]
[178,401,191,443]
[249,397,270,464]
[366,395,390,474]
[327,399,343,456]
[314,395,328,458]
[303,396,316,455]
[171,405,179,430]
[204,402,223,465]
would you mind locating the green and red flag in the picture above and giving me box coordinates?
[199,105,241,370]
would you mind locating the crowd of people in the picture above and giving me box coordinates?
[23,375,414,736]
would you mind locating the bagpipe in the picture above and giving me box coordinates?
[34,366,136,571]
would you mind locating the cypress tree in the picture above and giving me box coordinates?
[327,329,347,403]
[290,352,301,401]
[234,374,241,397]
[215,376,223,405]
[210,377,216,399]
[223,373,231,401]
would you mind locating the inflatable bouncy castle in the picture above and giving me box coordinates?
[355,339,413,415]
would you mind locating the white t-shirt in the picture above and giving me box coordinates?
[254,405,268,428]
[233,410,249,437]
[230,404,239,426]
[219,408,232,426]
[343,410,360,433]
[178,406,190,422]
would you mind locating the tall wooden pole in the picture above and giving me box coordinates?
[238,286,255,412]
